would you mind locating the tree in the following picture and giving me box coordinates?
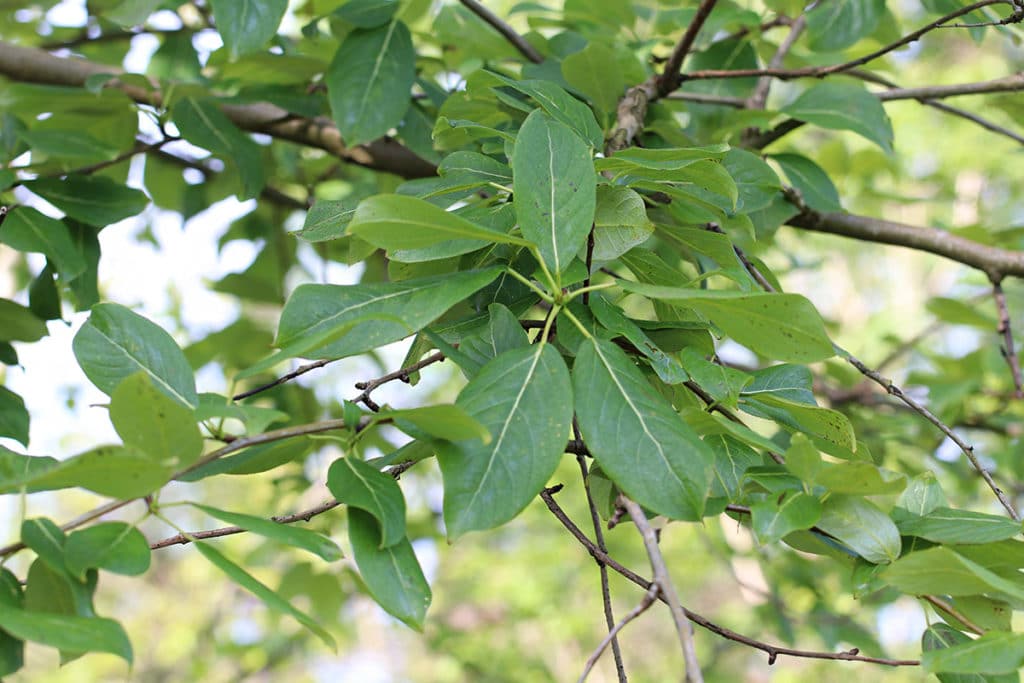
[1,0,1024,679]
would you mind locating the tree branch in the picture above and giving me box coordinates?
[992,281,1024,398]
[579,584,659,683]
[657,0,720,96]
[0,40,437,179]
[458,0,543,64]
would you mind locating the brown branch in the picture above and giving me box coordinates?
[746,15,807,110]
[657,0,721,96]
[538,487,919,667]
[579,584,659,683]
[354,351,447,411]
[0,41,437,179]
[458,0,543,64]
[876,73,1024,102]
[992,282,1024,398]
[233,358,337,401]
[0,498,142,558]
[920,595,987,636]
[678,0,1018,83]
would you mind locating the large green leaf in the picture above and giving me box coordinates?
[382,405,491,443]
[458,303,529,371]
[64,522,151,579]
[272,267,501,361]
[347,508,431,630]
[291,198,359,243]
[334,0,400,28]
[806,0,885,52]
[192,504,342,562]
[25,445,171,498]
[0,386,28,447]
[596,144,729,178]
[781,83,894,153]
[618,281,834,362]
[706,434,761,501]
[741,393,856,454]
[347,194,529,251]
[209,0,287,59]
[23,176,148,228]
[0,447,58,493]
[109,372,203,467]
[560,42,625,116]
[573,338,713,520]
[194,541,335,648]
[326,21,415,145]
[771,153,842,212]
[923,630,1024,676]
[883,547,1024,599]
[816,496,901,564]
[170,97,264,199]
[896,508,1023,545]
[0,207,85,279]
[0,605,132,663]
[513,109,596,277]
[73,303,198,407]
[20,518,65,574]
[326,456,406,548]
[0,299,47,342]
[482,71,603,149]
[589,186,655,262]
[438,344,573,539]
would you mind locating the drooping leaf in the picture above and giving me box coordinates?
[383,405,491,443]
[25,445,171,498]
[781,83,894,153]
[327,456,406,548]
[326,21,415,145]
[210,0,287,59]
[884,546,1024,599]
[513,109,596,277]
[192,504,342,562]
[0,386,29,447]
[73,303,198,407]
[483,71,603,149]
[23,176,148,228]
[923,630,1024,676]
[771,153,842,212]
[574,338,713,520]
[0,605,132,663]
[815,462,906,495]
[438,344,573,538]
[20,518,66,574]
[64,522,151,579]
[291,198,359,243]
[923,625,1019,683]
[109,372,203,467]
[0,299,48,342]
[896,507,1023,545]
[0,207,86,279]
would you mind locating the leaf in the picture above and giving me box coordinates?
[438,344,572,538]
[272,267,502,361]
[816,496,901,564]
[383,405,491,443]
[0,207,86,279]
[327,457,406,548]
[177,437,312,480]
[806,0,885,52]
[326,21,415,145]
[771,153,842,212]
[742,393,857,453]
[64,522,151,579]
[209,0,287,59]
[0,605,132,663]
[0,386,28,447]
[591,294,689,385]
[23,176,148,228]
[483,71,604,149]
[0,447,58,493]
[923,625,1019,683]
[884,547,1024,599]
[347,508,431,630]
[0,298,47,342]
[742,364,816,405]
[20,518,66,573]
[109,372,203,467]
[589,186,655,262]
[596,144,729,177]
[561,42,625,115]
[438,151,512,184]
[781,83,894,154]
[513,109,596,277]
[105,0,164,27]
[458,303,529,370]
[618,281,835,363]
[723,148,781,213]
[26,445,171,498]
[706,434,761,501]
[291,198,359,243]
[171,97,264,199]
[815,462,906,495]
[334,0,400,28]
[923,631,1024,676]
[194,541,336,648]
[73,303,198,407]
[347,194,529,251]
[897,472,948,516]
[751,492,822,545]
[192,504,342,562]
[657,225,752,289]
[574,338,713,520]
[897,507,1023,545]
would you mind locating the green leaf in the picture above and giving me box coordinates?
[781,83,894,154]
[292,198,359,243]
[177,437,312,480]
[326,21,415,145]
[334,0,400,28]
[884,547,1024,598]
[591,294,689,385]
[327,457,406,548]
[896,507,1023,545]
[458,303,529,370]
[347,508,431,630]
[0,386,28,447]
[0,447,58,493]
[0,298,47,342]
[26,445,171,498]
[574,338,713,520]
[561,42,625,115]
[589,186,655,262]
[17,129,118,161]
[273,267,502,361]
[438,344,573,539]
[742,364,816,405]
[192,504,342,562]
[513,109,596,277]
[751,491,822,545]
[0,207,86,279]
[383,405,491,443]
[20,518,66,574]
[23,176,148,228]
[483,71,603,149]
[64,522,150,579]
[109,372,203,467]
[898,472,948,516]
[657,225,751,289]
[816,496,901,564]
[723,148,781,213]
[815,462,906,495]
[923,630,1024,676]
[438,151,512,184]
[618,281,834,363]
[105,0,164,27]
[742,393,857,453]
[348,194,529,251]
[0,605,132,663]
[706,434,761,501]
[771,153,842,212]
[927,297,997,328]
[171,97,264,199]
[806,0,885,52]
[209,0,287,59]
[194,541,336,649]
[596,144,729,178]
[923,625,1019,683]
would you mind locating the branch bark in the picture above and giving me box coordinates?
[0,41,437,179]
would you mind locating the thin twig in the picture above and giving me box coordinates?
[538,487,919,667]
[746,15,806,110]
[992,281,1024,398]
[458,0,543,63]
[705,223,776,292]
[657,0,721,96]
[579,584,659,683]
[353,351,446,411]
[233,358,337,400]
[619,495,703,683]
[920,595,987,636]
[0,498,142,558]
